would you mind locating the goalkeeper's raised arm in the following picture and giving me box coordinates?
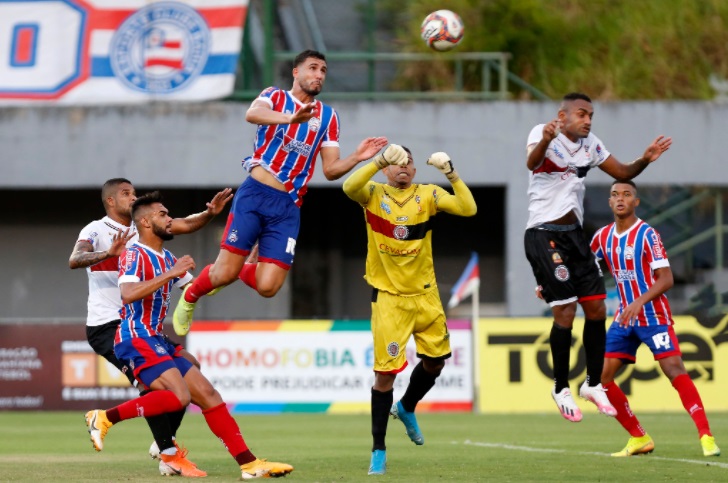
[426,151,477,217]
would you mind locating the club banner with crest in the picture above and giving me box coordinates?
[0,0,247,104]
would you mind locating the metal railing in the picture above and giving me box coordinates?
[646,189,728,314]
[230,51,549,101]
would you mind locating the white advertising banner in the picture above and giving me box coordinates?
[0,0,247,104]
[185,320,473,414]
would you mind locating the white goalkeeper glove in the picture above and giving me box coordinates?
[427,152,459,182]
[372,144,409,169]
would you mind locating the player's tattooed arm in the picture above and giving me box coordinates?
[170,188,233,235]
[68,228,135,269]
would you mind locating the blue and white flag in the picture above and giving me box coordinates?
[447,252,480,309]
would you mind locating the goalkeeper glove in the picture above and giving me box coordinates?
[372,144,409,169]
[427,152,459,182]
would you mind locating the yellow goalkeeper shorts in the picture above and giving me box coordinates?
[370,288,451,373]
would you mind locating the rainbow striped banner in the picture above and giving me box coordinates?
[186,319,473,414]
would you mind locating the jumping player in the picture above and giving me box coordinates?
[84,192,293,479]
[172,49,388,335]
[69,178,232,476]
[525,92,672,422]
[343,146,477,475]
[591,180,720,457]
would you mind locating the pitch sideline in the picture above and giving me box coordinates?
[459,440,728,469]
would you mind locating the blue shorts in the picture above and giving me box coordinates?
[221,176,300,269]
[114,335,193,390]
[605,322,681,363]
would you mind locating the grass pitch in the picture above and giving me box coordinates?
[0,411,726,482]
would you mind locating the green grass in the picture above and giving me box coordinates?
[1,411,727,482]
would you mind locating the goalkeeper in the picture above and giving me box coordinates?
[342,145,477,476]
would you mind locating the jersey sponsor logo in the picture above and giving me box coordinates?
[561,164,591,180]
[552,144,565,159]
[387,341,400,357]
[651,332,672,350]
[378,243,420,256]
[615,270,636,282]
[624,245,635,260]
[282,138,312,157]
[110,2,210,94]
[396,216,409,222]
[392,225,409,240]
[124,250,137,271]
[650,232,665,259]
[554,264,570,282]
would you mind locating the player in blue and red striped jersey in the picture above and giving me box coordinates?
[173,49,388,335]
[591,180,720,458]
[85,191,294,480]
[69,178,232,476]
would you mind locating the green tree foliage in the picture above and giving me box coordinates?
[375,0,728,99]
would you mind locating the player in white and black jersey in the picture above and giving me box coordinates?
[69,178,232,476]
[524,92,672,423]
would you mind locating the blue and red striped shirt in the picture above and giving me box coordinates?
[242,87,340,207]
[115,242,192,342]
[590,219,673,326]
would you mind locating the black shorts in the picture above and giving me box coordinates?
[86,320,181,387]
[524,224,605,306]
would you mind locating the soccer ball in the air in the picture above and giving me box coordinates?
[420,10,464,52]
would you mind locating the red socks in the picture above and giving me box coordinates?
[202,403,255,465]
[185,265,215,303]
[238,263,258,290]
[672,373,712,437]
[603,381,645,437]
[107,390,184,424]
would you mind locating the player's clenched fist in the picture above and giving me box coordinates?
[372,144,409,169]
[427,152,460,182]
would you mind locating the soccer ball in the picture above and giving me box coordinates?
[420,10,464,52]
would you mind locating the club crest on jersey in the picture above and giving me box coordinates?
[393,225,409,240]
[308,116,321,133]
[380,201,391,214]
[387,342,400,357]
[228,229,238,243]
[552,252,563,264]
[554,264,570,282]
[110,2,211,94]
[624,245,635,260]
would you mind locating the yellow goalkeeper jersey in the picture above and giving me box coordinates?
[343,163,476,296]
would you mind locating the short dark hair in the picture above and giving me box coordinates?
[294,49,326,67]
[611,179,637,190]
[401,146,412,156]
[101,178,132,204]
[131,191,163,222]
[563,92,592,103]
